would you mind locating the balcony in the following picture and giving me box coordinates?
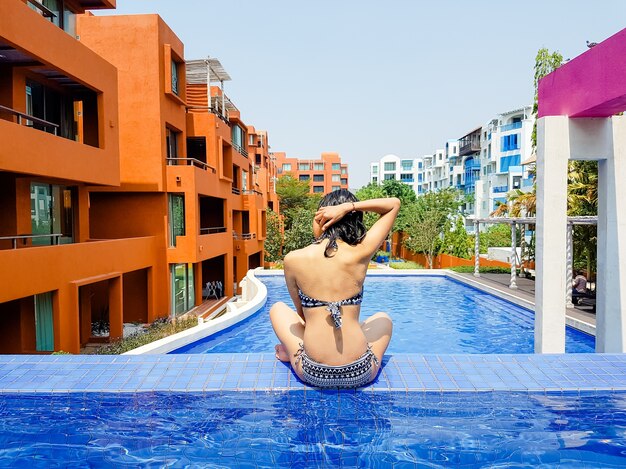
[500,122,523,132]
[493,185,509,193]
[166,157,216,173]
[233,232,256,240]
[232,141,248,158]
[459,140,481,156]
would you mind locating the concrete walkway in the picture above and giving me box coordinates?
[455,272,596,327]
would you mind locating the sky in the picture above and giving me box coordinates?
[99,0,626,187]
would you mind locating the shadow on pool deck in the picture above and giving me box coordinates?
[455,272,596,327]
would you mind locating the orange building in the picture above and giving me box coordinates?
[0,3,278,354]
[274,152,349,194]
[0,0,164,354]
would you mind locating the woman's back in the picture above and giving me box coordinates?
[285,242,369,365]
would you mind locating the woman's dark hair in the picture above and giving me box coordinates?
[314,189,366,257]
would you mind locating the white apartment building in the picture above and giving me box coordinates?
[370,154,424,194]
[476,105,534,220]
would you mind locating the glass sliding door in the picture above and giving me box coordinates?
[171,263,195,316]
[34,292,54,351]
[30,183,75,246]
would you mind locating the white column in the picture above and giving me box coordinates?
[596,116,626,352]
[510,222,517,289]
[535,116,569,353]
[221,80,226,118]
[565,223,574,308]
[474,221,480,277]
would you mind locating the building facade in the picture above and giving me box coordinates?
[0,2,278,353]
[370,154,424,194]
[275,152,348,194]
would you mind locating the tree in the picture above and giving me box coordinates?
[283,207,315,256]
[403,209,441,269]
[264,209,282,263]
[381,180,418,232]
[275,175,319,217]
[441,216,472,259]
[355,183,387,230]
[479,223,511,253]
[402,188,464,268]
[532,48,563,151]
[568,160,598,277]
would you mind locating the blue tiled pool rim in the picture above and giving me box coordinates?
[1,353,625,394]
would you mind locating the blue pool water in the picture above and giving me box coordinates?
[1,391,625,467]
[174,275,595,354]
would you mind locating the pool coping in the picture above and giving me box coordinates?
[0,353,624,394]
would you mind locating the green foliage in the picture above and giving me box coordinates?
[389,260,423,269]
[449,266,512,274]
[283,207,315,256]
[478,224,511,253]
[568,160,598,277]
[532,48,563,150]
[52,350,71,355]
[275,175,314,214]
[93,317,197,355]
[382,179,418,232]
[441,216,472,259]
[264,209,282,263]
[355,183,386,230]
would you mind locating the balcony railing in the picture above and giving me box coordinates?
[242,189,263,196]
[232,187,241,195]
[0,104,59,135]
[199,227,227,235]
[26,0,56,19]
[232,142,248,157]
[500,122,523,132]
[493,185,509,193]
[166,157,216,173]
[232,232,256,240]
[464,161,481,170]
[0,233,62,249]
[459,141,481,156]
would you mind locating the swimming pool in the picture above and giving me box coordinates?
[1,390,625,467]
[173,275,595,354]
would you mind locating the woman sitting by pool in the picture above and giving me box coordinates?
[270,189,400,388]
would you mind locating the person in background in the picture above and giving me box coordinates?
[573,270,588,294]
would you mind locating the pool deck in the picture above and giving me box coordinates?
[455,272,596,328]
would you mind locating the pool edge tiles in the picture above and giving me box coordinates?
[0,353,625,394]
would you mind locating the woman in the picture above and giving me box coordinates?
[270,189,400,388]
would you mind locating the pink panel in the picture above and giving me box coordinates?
[538,28,626,118]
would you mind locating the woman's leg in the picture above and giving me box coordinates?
[269,302,305,375]
[361,312,393,374]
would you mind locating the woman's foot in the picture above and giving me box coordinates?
[275,344,290,362]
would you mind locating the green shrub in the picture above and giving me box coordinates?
[92,317,197,355]
[389,260,423,269]
[52,350,71,355]
[449,266,513,274]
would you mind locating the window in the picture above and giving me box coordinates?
[313,186,324,193]
[418,162,423,169]
[418,174,423,182]
[248,135,255,145]
[501,133,520,151]
[31,1,76,36]
[298,163,310,171]
[313,174,324,182]
[187,137,207,164]
[332,186,340,191]
[282,163,291,172]
[401,160,413,171]
[332,174,340,182]
[299,175,310,181]
[332,163,341,171]
[242,170,248,191]
[314,163,324,171]
[383,162,396,171]
[25,80,78,140]
[171,60,179,95]
[168,194,185,247]
[341,167,347,174]
[384,174,395,180]
[231,125,245,152]
[166,128,179,159]
[341,178,348,185]
[372,166,378,174]
[372,177,378,183]
[400,173,413,181]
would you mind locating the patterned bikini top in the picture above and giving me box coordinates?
[297,289,363,328]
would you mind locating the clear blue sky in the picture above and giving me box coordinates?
[100,0,626,187]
